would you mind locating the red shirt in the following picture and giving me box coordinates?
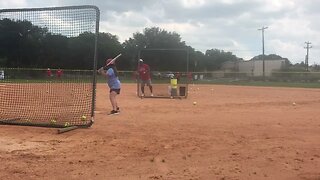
[47,69,52,77]
[138,63,151,81]
[56,69,63,78]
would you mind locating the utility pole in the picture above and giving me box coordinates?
[304,41,312,71]
[258,26,268,78]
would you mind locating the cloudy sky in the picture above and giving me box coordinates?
[1,0,319,64]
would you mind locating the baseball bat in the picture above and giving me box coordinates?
[106,53,122,66]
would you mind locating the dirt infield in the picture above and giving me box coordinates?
[0,83,319,180]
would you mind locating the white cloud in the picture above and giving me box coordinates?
[0,0,27,8]
[269,39,304,62]
[261,0,295,12]
[180,0,206,8]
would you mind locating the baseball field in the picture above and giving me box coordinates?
[0,83,319,179]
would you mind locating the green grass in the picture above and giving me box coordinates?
[193,80,320,88]
[2,78,320,88]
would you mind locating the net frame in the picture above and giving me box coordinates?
[137,48,190,99]
[0,5,100,129]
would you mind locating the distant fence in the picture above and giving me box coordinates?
[271,72,320,82]
[183,71,320,83]
[1,69,320,83]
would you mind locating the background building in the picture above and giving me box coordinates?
[222,59,286,76]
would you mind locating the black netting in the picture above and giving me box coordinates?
[0,6,99,127]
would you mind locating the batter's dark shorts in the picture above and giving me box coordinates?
[110,88,121,94]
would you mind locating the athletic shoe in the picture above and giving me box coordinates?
[141,93,145,97]
[151,93,154,97]
[109,110,119,115]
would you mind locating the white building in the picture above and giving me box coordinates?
[223,59,286,76]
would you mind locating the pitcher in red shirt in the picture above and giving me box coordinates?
[138,59,153,97]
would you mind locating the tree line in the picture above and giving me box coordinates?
[1,18,297,72]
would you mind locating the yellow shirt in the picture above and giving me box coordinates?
[170,78,177,89]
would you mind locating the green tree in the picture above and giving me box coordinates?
[205,49,238,71]
[0,19,48,67]
[40,34,68,68]
[187,47,206,72]
[123,27,188,71]
[98,32,123,69]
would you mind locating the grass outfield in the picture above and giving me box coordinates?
[192,80,320,88]
[1,78,320,88]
